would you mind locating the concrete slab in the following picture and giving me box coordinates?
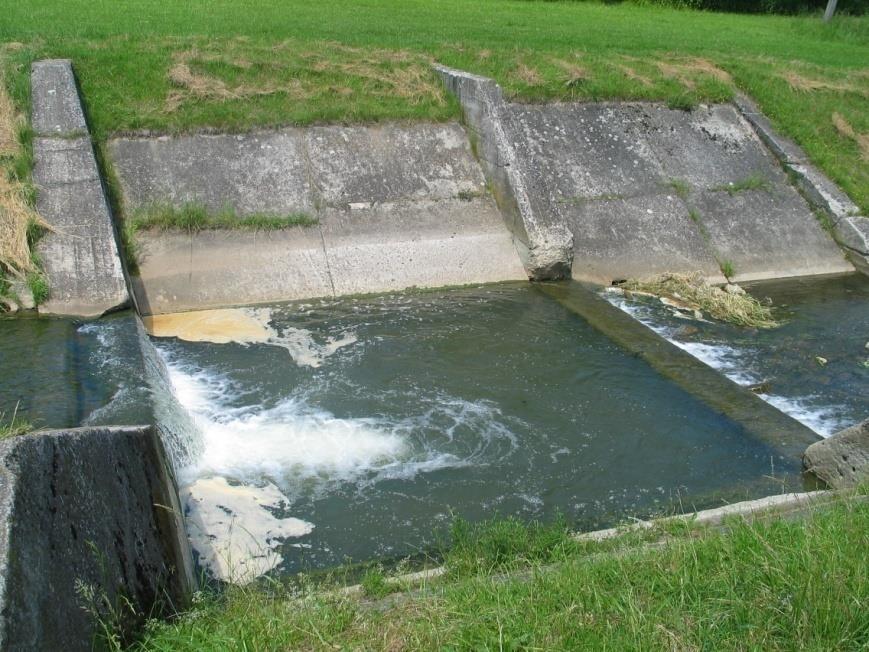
[506,103,665,201]
[35,177,129,317]
[692,186,852,282]
[320,198,526,295]
[33,137,101,185]
[565,193,722,283]
[644,104,782,191]
[30,60,87,137]
[835,216,869,274]
[132,228,333,314]
[786,162,861,223]
[305,123,486,206]
[109,130,316,215]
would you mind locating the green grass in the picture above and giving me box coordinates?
[130,202,317,232]
[128,497,869,651]
[1,0,867,211]
[665,178,691,199]
[0,404,31,439]
[721,259,736,277]
[713,172,772,194]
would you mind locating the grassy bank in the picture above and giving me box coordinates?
[129,497,869,651]
[1,0,867,212]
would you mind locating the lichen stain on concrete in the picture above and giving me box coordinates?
[183,476,314,583]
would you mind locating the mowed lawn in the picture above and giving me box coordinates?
[1,0,867,210]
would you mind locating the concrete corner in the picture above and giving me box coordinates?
[804,419,869,489]
[31,60,88,137]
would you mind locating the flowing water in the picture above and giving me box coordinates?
[604,273,869,438]
[148,283,804,577]
[5,279,851,581]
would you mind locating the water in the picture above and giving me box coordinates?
[605,273,869,437]
[153,283,803,575]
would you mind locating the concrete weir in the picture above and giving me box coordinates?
[109,124,527,314]
[31,60,129,318]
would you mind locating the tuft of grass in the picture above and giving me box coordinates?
[720,259,735,279]
[713,173,771,195]
[130,202,318,232]
[25,271,48,304]
[0,403,31,439]
[666,90,699,111]
[666,178,690,199]
[360,566,392,599]
[688,207,702,222]
[621,271,780,328]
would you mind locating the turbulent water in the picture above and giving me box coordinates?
[604,274,869,438]
[145,283,804,577]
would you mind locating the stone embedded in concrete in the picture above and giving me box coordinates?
[305,123,486,206]
[132,228,334,315]
[786,162,861,223]
[804,418,869,489]
[319,198,526,295]
[31,60,129,318]
[0,426,193,651]
[30,60,87,137]
[109,131,317,215]
[691,185,853,282]
[564,193,722,284]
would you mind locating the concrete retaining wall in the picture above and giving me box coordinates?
[437,67,855,285]
[0,426,193,651]
[31,60,129,317]
[109,123,527,314]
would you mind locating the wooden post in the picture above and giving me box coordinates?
[824,0,838,22]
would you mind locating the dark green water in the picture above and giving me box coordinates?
[155,283,803,573]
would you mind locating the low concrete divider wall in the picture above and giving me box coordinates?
[0,426,193,650]
[31,60,129,317]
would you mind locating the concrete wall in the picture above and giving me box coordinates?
[31,60,129,317]
[109,123,527,314]
[437,66,855,286]
[0,426,193,651]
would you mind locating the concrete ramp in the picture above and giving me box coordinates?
[437,66,854,285]
[109,124,526,314]
[31,60,129,317]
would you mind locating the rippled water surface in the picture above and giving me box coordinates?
[606,273,869,437]
[154,283,803,573]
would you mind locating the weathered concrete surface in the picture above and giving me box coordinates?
[0,426,193,651]
[834,216,869,273]
[438,69,853,284]
[501,101,851,284]
[31,60,129,317]
[434,65,573,280]
[109,123,526,313]
[804,419,869,489]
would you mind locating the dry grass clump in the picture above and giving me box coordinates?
[0,73,48,281]
[549,56,588,87]
[780,70,868,98]
[831,112,869,161]
[512,61,543,86]
[620,272,779,328]
[655,57,733,90]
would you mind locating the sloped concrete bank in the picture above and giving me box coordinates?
[436,66,856,285]
[0,426,193,650]
[109,124,527,315]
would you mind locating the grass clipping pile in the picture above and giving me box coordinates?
[619,273,779,329]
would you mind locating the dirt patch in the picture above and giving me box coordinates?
[831,112,869,161]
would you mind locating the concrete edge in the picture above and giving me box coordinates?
[732,93,867,274]
[31,59,131,318]
[433,64,573,280]
[338,489,845,596]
